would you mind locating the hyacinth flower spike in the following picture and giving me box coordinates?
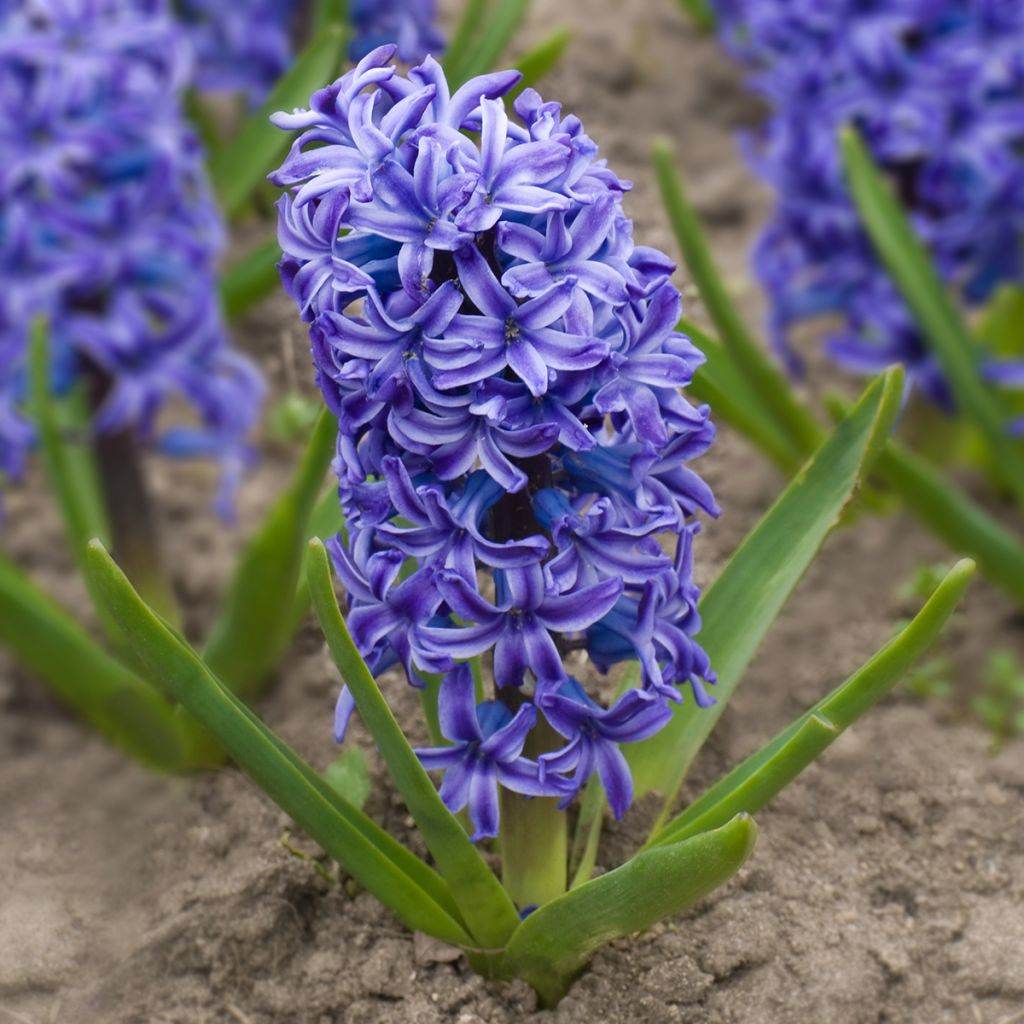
[86,52,971,1006]
[699,0,1024,500]
[650,135,1024,608]
[0,0,344,772]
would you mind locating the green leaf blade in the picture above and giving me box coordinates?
[29,319,108,574]
[504,814,757,1007]
[652,138,823,456]
[203,409,337,696]
[840,127,1024,508]
[221,236,282,321]
[306,540,521,950]
[509,28,570,99]
[210,27,346,218]
[84,540,472,947]
[652,559,973,847]
[445,0,529,90]
[682,317,804,473]
[0,553,191,772]
[627,368,905,821]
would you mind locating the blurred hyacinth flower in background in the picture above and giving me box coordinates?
[0,0,263,515]
[272,46,719,840]
[713,0,1024,414]
[350,0,445,64]
[178,0,294,107]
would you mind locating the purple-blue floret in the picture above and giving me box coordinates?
[713,0,1024,413]
[273,47,718,839]
[0,0,262,515]
[178,0,293,107]
[350,0,445,67]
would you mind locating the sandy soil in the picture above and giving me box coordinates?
[2,2,1023,1022]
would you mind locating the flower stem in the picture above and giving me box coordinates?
[86,366,180,628]
[499,710,567,910]
[489,455,566,909]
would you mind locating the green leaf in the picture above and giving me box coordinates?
[652,138,823,456]
[307,539,522,950]
[84,539,473,947]
[651,559,974,847]
[627,368,905,826]
[210,26,347,218]
[674,0,716,31]
[825,393,1024,607]
[977,284,1024,358]
[220,236,282,321]
[682,317,804,473]
[442,0,490,87]
[0,553,191,773]
[509,28,571,100]
[267,393,323,444]
[203,409,337,696]
[567,776,605,889]
[840,127,1024,508]
[875,439,1024,606]
[289,486,348,631]
[325,747,371,811]
[503,815,757,1007]
[29,318,108,576]
[312,0,350,34]
[445,0,530,90]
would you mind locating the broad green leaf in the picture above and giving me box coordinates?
[674,0,716,32]
[652,138,823,456]
[840,127,1024,508]
[508,28,570,100]
[445,0,530,90]
[651,559,974,847]
[627,368,904,826]
[503,815,757,1007]
[325,747,371,811]
[682,317,804,473]
[204,409,337,696]
[210,26,347,218]
[85,540,472,946]
[825,394,1024,607]
[0,553,191,773]
[312,0,349,34]
[221,236,282,321]
[442,0,491,87]
[307,539,522,950]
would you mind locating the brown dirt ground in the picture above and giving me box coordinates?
[2,2,1023,1022]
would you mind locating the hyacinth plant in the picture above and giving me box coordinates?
[0,0,356,772]
[646,0,1024,609]
[0,0,569,773]
[86,52,972,1004]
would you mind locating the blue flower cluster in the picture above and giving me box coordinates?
[274,48,718,839]
[350,0,445,66]
[0,0,262,514]
[714,0,1024,412]
[176,0,444,109]
[178,0,293,107]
